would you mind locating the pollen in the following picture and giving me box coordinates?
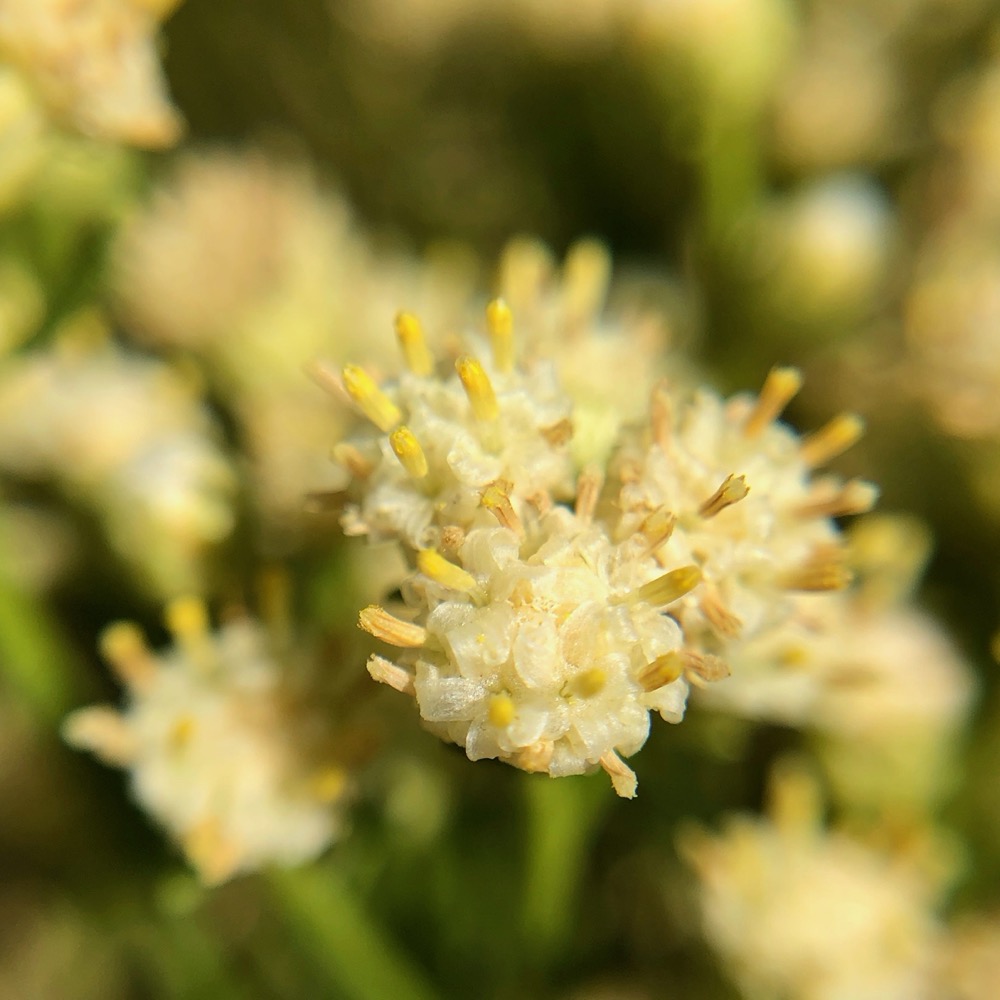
[743,366,803,439]
[341,364,402,432]
[455,355,500,421]
[486,298,515,373]
[394,312,434,376]
[389,425,429,479]
[358,605,427,647]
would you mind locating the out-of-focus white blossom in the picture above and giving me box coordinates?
[682,760,942,1000]
[64,598,349,885]
[0,325,235,595]
[0,0,184,148]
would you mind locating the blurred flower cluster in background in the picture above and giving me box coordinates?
[2,1,1000,998]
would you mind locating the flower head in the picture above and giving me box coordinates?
[64,597,349,884]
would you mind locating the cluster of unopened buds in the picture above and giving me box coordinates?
[325,296,875,796]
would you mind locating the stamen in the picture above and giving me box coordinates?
[784,545,853,591]
[341,364,402,432]
[486,298,515,373]
[639,507,676,554]
[304,490,345,513]
[800,413,865,467]
[481,479,523,537]
[768,757,822,836]
[743,367,803,438]
[455,356,499,421]
[682,652,731,688]
[417,548,480,594]
[619,565,702,607]
[394,312,433,376]
[540,417,573,447]
[563,239,611,324]
[366,654,415,695]
[62,707,137,764]
[575,465,604,524]
[794,478,879,519]
[359,605,427,647]
[700,587,743,638]
[488,693,516,727]
[99,622,156,690]
[525,489,553,516]
[165,596,215,669]
[698,474,750,518]
[600,750,637,799]
[389,425,429,479]
[650,380,673,451]
[639,652,684,691]
[331,441,374,479]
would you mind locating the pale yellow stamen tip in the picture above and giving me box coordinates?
[571,666,607,698]
[488,693,516,727]
[639,652,684,692]
[575,465,604,524]
[98,622,156,689]
[332,441,374,479]
[744,366,803,438]
[394,312,433,376]
[795,478,879,519]
[563,239,611,322]
[481,479,523,536]
[801,413,865,467]
[486,298,515,373]
[639,507,677,555]
[165,596,209,640]
[540,417,573,447]
[698,474,750,518]
[455,356,499,421]
[417,548,480,594]
[389,426,429,479]
[366,654,415,695]
[342,364,402,432]
[623,565,702,607]
[358,605,427,647]
[650,381,673,451]
[600,750,637,799]
[768,758,822,835]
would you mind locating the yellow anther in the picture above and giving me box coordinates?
[622,565,702,607]
[331,441,374,479]
[795,478,879,519]
[563,239,611,322]
[99,622,156,690]
[389,426,429,479]
[639,507,676,553]
[455,356,499,421]
[575,465,604,524]
[417,548,479,594]
[540,417,574,447]
[486,298,515,373]
[394,312,434,376]
[359,605,427,647]
[165,596,209,639]
[571,666,607,698]
[638,652,684,692]
[341,364,402,432]
[488,694,516,727]
[744,367,803,438]
[698,474,750,518]
[784,546,853,592]
[481,479,523,536]
[800,413,865,467]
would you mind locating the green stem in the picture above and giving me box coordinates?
[521,773,608,963]
[268,866,439,1000]
[0,511,79,724]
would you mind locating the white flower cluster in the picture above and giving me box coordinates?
[334,265,867,796]
[0,331,235,595]
[682,761,941,1000]
[0,0,184,148]
[64,599,348,885]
